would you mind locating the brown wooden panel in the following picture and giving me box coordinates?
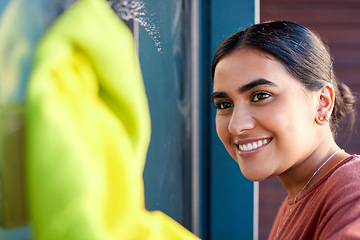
[261,0,360,3]
[260,0,360,239]
[335,69,360,84]
[332,49,360,68]
[259,177,287,239]
[261,1,360,25]
[317,28,360,46]
[261,10,360,26]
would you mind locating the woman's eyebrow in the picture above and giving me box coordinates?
[239,78,277,93]
[211,92,228,103]
[212,78,276,102]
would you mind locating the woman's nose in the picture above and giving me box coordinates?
[228,106,255,135]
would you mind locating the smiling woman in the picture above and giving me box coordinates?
[211,21,360,239]
[213,47,319,182]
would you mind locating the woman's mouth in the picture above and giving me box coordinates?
[237,138,272,152]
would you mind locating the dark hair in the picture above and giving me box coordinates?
[212,21,356,134]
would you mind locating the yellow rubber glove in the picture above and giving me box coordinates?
[25,0,200,239]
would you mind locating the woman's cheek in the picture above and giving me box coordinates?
[216,115,236,156]
[215,115,229,140]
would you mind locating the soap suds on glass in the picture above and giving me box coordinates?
[108,0,162,53]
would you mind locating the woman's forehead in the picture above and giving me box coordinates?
[214,48,285,82]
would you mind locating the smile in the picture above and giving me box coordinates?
[238,138,271,152]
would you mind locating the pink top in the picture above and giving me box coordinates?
[268,155,360,240]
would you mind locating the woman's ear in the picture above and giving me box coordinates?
[315,84,335,125]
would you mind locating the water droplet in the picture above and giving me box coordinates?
[108,0,162,53]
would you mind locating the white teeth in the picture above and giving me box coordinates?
[243,144,248,151]
[238,139,270,152]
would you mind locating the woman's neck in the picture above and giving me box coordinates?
[277,138,348,199]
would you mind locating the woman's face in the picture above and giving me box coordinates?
[212,48,320,181]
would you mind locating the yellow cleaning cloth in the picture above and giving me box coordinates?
[25,0,200,239]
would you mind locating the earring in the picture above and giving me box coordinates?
[318,116,329,122]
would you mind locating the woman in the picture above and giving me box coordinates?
[211,21,360,239]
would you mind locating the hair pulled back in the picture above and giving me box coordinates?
[212,21,356,134]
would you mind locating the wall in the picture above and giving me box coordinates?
[259,0,360,239]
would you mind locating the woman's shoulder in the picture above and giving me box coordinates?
[300,154,360,202]
[328,154,360,182]
[316,155,360,239]
[323,154,360,188]
[318,154,360,207]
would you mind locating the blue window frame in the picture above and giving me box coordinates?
[0,0,258,239]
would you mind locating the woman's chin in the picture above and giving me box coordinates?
[238,165,272,182]
[244,174,268,182]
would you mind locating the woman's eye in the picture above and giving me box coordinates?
[215,101,233,110]
[251,92,271,102]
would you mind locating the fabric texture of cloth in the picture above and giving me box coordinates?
[25,0,199,239]
[269,155,360,240]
